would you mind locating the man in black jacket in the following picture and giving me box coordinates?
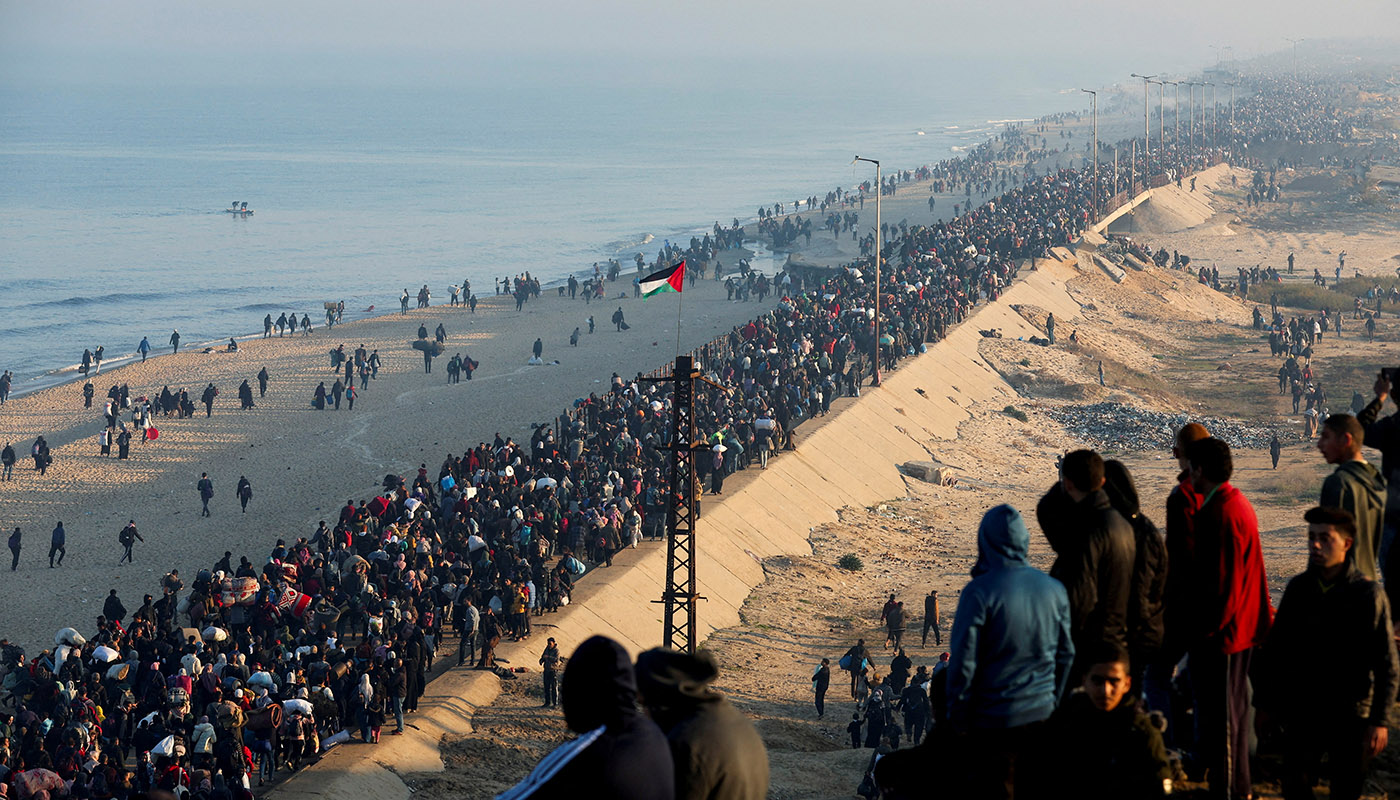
[1036,449,1136,686]
[1254,506,1399,800]
[498,636,674,800]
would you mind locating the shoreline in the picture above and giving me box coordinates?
[1,102,1136,395]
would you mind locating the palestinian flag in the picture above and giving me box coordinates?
[640,261,685,298]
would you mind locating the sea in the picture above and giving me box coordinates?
[0,71,1088,394]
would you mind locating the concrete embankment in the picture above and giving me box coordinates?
[273,251,1087,799]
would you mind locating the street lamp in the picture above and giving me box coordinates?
[852,155,882,387]
[1284,37,1304,80]
[1206,82,1217,150]
[1149,79,1165,159]
[1225,82,1237,141]
[1162,80,1180,146]
[1183,81,1198,149]
[1081,90,1098,217]
[1131,73,1157,175]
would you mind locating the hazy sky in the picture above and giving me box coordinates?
[3,0,1398,87]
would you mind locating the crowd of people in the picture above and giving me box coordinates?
[0,72,1387,800]
[859,420,1399,800]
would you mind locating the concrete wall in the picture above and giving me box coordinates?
[273,252,1086,796]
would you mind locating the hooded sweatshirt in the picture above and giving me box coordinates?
[1320,459,1387,580]
[634,649,770,800]
[497,636,673,800]
[947,505,1074,732]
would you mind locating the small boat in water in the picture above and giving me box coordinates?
[225,201,254,216]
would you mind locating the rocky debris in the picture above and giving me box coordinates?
[1045,402,1299,451]
[899,461,956,485]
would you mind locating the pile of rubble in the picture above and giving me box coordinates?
[1045,402,1299,452]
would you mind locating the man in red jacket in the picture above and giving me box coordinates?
[1185,437,1273,799]
[1145,423,1210,740]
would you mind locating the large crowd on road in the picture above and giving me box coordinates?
[1,72,1392,800]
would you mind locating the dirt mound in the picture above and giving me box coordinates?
[1106,187,1214,235]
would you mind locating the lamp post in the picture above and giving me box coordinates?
[1163,80,1180,146]
[1184,82,1198,149]
[1151,80,1165,160]
[852,155,882,387]
[1207,82,1217,150]
[1131,73,1157,175]
[1224,81,1237,145]
[1081,89,1098,217]
[1284,38,1304,80]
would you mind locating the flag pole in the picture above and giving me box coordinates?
[675,260,685,358]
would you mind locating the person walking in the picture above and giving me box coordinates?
[236,476,253,513]
[198,472,215,517]
[922,590,941,647]
[7,527,20,571]
[539,637,561,708]
[118,520,143,564]
[1,442,15,480]
[48,521,65,568]
[257,366,269,397]
[169,329,181,354]
[345,383,356,411]
[813,658,831,719]
[116,427,131,459]
[31,436,50,474]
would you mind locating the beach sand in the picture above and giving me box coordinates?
[0,257,771,654]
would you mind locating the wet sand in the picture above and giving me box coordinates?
[0,261,770,653]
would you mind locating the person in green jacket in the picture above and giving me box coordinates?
[1318,414,1386,580]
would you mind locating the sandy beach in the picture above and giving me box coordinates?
[0,260,774,653]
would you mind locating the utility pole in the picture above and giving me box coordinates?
[1155,80,1165,159]
[1226,82,1237,144]
[645,356,713,653]
[1185,82,1197,150]
[1082,89,1098,217]
[1285,38,1304,80]
[1208,83,1218,150]
[1164,81,1180,145]
[1131,73,1156,176]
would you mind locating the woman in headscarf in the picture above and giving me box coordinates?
[356,673,379,743]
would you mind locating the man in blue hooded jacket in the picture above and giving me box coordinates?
[947,504,1074,799]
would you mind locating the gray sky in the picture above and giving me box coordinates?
[3,0,1397,86]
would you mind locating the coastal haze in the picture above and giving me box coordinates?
[4,2,1400,800]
